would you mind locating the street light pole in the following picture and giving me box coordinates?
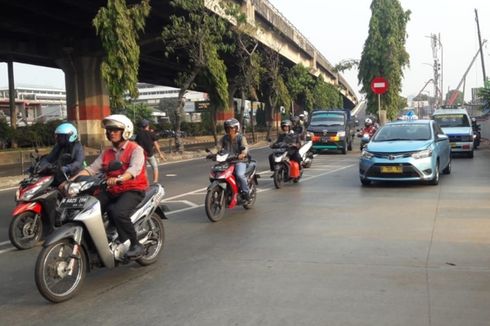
[438,33,444,105]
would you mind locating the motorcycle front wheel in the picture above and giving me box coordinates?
[9,211,43,250]
[35,239,87,303]
[205,186,226,222]
[136,213,165,266]
[273,167,284,189]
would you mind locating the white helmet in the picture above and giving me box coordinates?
[102,114,134,140]
[365,118,373,126]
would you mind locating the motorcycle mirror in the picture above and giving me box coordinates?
[107,160,123,172]
[205,148,211,153]
[362,135,370,142]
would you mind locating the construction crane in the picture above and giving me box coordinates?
[447,40,487,106]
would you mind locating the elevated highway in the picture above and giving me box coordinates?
[0,0,358,145]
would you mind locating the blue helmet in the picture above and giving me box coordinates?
[55,122,78,143]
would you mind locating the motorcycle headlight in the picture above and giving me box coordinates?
[337,131,346,137]
[20,184,42,201]
[361,149,374,159]
[411,149,432,159]
[67,182,82,197]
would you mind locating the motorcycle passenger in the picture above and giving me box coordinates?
[71,114,148,258]
[269,120,302,171]
[291,116,305,142]
[219,118,253,201]
[40,122,85,186]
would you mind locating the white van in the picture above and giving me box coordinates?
[432,108,474,158]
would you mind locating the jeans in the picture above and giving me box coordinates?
[235,162,252,194]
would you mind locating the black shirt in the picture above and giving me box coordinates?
[135,130,157,156]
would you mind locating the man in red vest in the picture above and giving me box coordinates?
[71,114,149,258]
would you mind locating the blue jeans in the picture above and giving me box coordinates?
[235,162,252,194]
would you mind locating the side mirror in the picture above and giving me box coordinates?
[107,160,123,172]
[267,137,272,143]
[437,134,448,142]
[361,135,370,142]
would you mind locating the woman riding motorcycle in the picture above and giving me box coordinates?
[269,120,302,171]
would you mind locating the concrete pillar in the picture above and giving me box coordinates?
[241,0,255,24]
[57,56,110,148]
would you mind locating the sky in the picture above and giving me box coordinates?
[0,0,489,102]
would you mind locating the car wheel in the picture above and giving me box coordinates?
[468,150,474,158]
[442,156,451,175]
[428,162,439,185]
[360,177,371,186]
[341,141,347,154]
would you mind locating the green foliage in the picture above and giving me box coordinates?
[115,102,154,127]
[478,78,490,108]
[334,59,360,73]
[312,78,343,109]
[93,0,150,109]
[286,64,315,111]
[358,0,411,119]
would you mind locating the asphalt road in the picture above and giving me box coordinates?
[1,140,490,326]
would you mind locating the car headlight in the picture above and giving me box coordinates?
[411,149,432,159]
[337,131,346,137]
[361,149,374,159]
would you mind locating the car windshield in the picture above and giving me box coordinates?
[373,123,431,142]
[432,114,470,127]
[310,113,344,126]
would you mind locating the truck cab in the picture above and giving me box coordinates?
[431,108,474,158]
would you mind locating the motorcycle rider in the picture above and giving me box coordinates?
[269,120,302,171]
[219,118,252,201]
[291,115,305,142]
[70,114,148,258]
[360,117,377,138]
[39,122,85,186]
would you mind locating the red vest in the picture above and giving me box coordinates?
[102,141,148,194]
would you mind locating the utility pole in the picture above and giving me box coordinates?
[429,34,442,107]
[438,33,444,105]
[475,9,487,84]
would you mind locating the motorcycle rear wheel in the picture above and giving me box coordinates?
[273,168,284,189]
[35,239,87,303]
[243,182,257,209]
[136,213,165,266]
[205,186,226,222]
[9,212,43,250]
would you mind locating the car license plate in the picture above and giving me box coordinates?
[450,143,457,148]
[380,166,402,173]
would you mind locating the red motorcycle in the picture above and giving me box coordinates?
[204,150,260,222]
[9,154,64,250]
[270,143,302,189]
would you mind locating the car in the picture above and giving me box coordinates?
[359,119,451,186]
[306,109,356,154]
[431,108,474,158]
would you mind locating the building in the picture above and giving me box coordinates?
[0,85,66,125]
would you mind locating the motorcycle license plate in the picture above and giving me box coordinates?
[60,197,88,209]
[380,166,402,173]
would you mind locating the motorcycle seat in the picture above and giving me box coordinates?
[135,184,159,209]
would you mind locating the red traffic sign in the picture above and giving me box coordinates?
[371,77,389,95]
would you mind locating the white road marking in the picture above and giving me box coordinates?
[0,241,11,246]
[0,247,16,254]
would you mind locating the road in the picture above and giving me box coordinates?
[1,141,490,326]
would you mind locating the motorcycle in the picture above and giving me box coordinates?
[270,143,303,189]
[472,118,481,149]
[358,132,371,150]
[9,152,68,250]
[204,149,259,222]
[34,161,167,303]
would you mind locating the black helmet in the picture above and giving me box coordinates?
[224,118,240,131]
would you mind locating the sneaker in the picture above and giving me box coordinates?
[126,243,144,258]
[241,191,250,202]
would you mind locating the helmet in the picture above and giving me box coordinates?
[224,118,240,131]
[280,120,291,130]
[291,116,300,125]
[299,114,305,120]
[102,114,134,140]
[55,122,78,143]
[365,118,373,126]
[140,119,150,128]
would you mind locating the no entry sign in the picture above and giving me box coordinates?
[371,77,389,95]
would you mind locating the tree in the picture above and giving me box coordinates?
[286,64,315,113]
[93,0,150,109]
[312,78,342,109]
[358,0,410,120]
[478,78,490,109]
[161,0,229,152]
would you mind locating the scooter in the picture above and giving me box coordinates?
[34,161,167,303]
[298,140,314,168]
[472,118,481,149]
[204,149,259,222]
[9,153,65,250]
[270,143,302,189]
[358,132,371,150]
